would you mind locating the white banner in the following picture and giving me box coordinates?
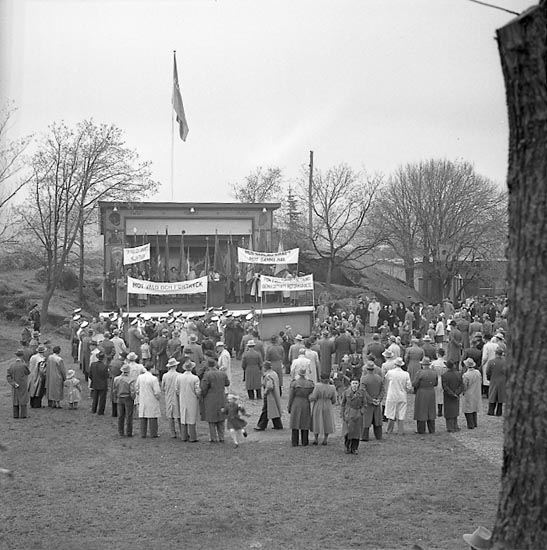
[237,247,299,264]
[260,274,314,293]
[127,275,208,295]
[123,243,150,265]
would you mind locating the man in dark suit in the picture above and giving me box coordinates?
[89,352,109,415]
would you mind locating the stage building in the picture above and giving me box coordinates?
[98,201,315,335]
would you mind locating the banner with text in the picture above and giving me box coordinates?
[260,274,314,293]
[237,247,299,264]
[123,243,150,266]
[127,275,208,295]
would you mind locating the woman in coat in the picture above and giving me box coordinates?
[309,375,337,445]
[340,379,366,455]
[412,357,438,434]
[136,365,162,438]
[288,367,315,446]
[462,358,482,429]
[442,360,464,432]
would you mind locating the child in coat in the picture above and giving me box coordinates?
[63,370,82,409]
[224,394,249,448]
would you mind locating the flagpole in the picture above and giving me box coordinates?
[170,51,176,202]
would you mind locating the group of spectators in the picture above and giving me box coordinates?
[7,294,508,458]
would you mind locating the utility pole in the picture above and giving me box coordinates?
[308,150,313,239]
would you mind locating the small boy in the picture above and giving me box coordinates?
[225,394,249,448]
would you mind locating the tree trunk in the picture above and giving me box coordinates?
[493,3,547,549]
[403,257,415,287]
[78,220,85,306]
[41,284,56,328]
[326,257,333,289]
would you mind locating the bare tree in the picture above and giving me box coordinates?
[492,3,547,549]
[303,164,385,287]
[375,159,507,300]
[230,166,283,203]
[0,103,32,246]
[19,120,158,323]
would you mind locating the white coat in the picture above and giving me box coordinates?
[431,358,447,405]
[161,368,180,418]
[384,367,412,419]
[136,371,161,418]
[462,368,482,414]
[368,301,381,327]
[176,371,201,424]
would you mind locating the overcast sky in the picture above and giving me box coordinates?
[0,0,533,203]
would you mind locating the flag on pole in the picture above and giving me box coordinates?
[205,236,210,274]
[179,231,186,279]
[213,230,222,273]
[172,51,189,141]
[155,232,162,281]
[165,227,170,281]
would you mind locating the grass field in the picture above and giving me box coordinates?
[0,342,504,550]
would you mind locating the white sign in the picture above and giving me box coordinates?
[123,243,150,266]
[260,274,314,293]
[127,275,208,295]
[237,247,299,264]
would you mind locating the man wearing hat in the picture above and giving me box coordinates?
[113,364,136,436]
[384,357,412,435]
[200,357,230,443]
[150,329,169,382]
[136,363,162,438]
[182,333,201,365]
[161,358,181,438]
[486,347,507,417]
[288,366,315,446]
[89,351,109,415]
[412,357,438,434]
[360,361,385,441]
[365,333,385,368]
[340,379,365,454]
[462,357,482,429]
[288,334,305,364]
[442,360,464,432]
[290,348,312,382]
[28,344,48,408]
[176,354,201,442]
[80,328,94,381]
[7,350,30,418]
[241,340,263,400]
[421,335,437,361]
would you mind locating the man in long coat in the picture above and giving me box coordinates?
[340,379,365,454]
[462,358,482,429]
[384,357,412,435]
[447,320,463,365]
[412,357,438,434]
[255,361,283,431]
[136,365,162,438]
[200,359,229,443]
[486,348,507,416]
[89,351,109,415]
[161,358,181,438]
[241,340,263,399]
[150,329,169,381]
[360,362,384,441]
[45,346,66,408]
[7,349,30,418]
[176,355,201,442]
[442,361,464,432]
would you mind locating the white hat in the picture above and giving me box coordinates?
[73,308,82,314]
[80,321,89,328]
[215,341,225,347]
[130,318,139,326]
[247,340,256,347]
[245,312,253,320]
[295,334,303,341]
[167,308,174,315]
[211,316,219,321]
[72,314,81,321]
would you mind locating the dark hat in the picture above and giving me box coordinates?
[366,362,376,370]
[15,349,25,357]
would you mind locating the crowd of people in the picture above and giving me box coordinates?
[7,295,508,459]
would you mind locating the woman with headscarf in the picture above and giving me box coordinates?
[309,375,337,445]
